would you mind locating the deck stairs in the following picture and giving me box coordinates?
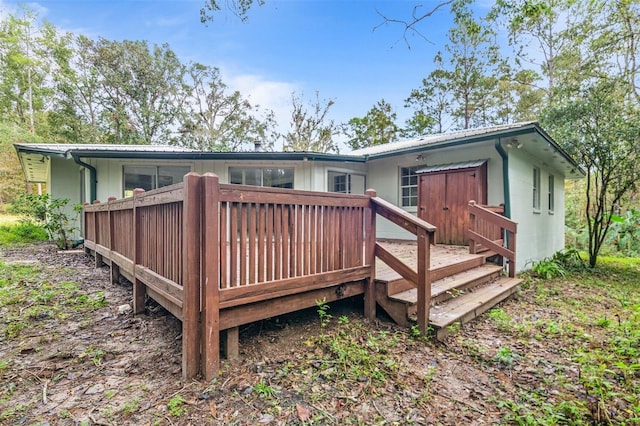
[375,244,522,339]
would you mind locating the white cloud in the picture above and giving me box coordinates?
[224,71,298,138]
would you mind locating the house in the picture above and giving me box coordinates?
[14,121,584,270]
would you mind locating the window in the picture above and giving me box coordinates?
[400,166,419,207]
[548,174,555,212]
[333,174,347,193]
[229,167,294,188]
[533,167,541,210]
[327,172,365,194]
[123,165,191,197]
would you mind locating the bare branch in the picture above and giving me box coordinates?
[374,1,454,49]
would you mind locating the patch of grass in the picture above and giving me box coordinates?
[0,221,48,247]
[0,261,108,340]
[496,255,640,424]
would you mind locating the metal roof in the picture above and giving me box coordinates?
[349,122,539,157]
[416,159,487,174]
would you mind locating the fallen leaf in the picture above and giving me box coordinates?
[209,401,217,417]
[296,403,310,421]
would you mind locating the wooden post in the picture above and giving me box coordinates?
[132,188,146,314]
[364,189,377,321]
[201,173,221,380]
[93,200,103,268]
[225,327,239,360]
[182,173,202,379]
[83,202,90,256]
[107,196,120,284]
[416,227,432,335]
[468,201,477,255]
[508,227,517,278]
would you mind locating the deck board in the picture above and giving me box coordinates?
[375,241,474,283]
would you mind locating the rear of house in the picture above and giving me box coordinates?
[14,121,583,270]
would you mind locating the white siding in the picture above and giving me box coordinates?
[366,142,504,240]
[48,157,83,239]
[508,149,565,270]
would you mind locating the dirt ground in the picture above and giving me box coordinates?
[0,243,621,425]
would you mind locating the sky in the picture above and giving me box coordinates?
[0,0,492,150]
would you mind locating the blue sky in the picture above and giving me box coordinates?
[1,0,491,149]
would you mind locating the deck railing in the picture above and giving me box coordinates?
[368,192,437,335]
[83,173,376,380]
[467,201,517,277]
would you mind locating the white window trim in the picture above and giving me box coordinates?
[533,166,541,212]
[400,166,419,211]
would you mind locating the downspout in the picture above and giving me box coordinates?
[494,138,511,219]
[71,153,97,203]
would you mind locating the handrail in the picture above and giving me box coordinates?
[370,196,437,234]
[468,201,517,278]
[368,191,436,335]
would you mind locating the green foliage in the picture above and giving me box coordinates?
[315,298,332,328]
[313,320,403,388]
[343,99,399,150]
[0,221,47,246]
[9,193,80,249]
[253,380,276,398]
[529,249,585,279]
[283,91,339,153]
[167,394,186,417]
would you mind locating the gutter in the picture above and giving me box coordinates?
[494,138,511,218]
[70,153,97,203]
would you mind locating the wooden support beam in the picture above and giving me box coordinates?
[182,173,202,380]
[225,327,239,360]
[364,189,377,321]
[201,173,221,380]
[416,228,433,335]
[132,188,146,314]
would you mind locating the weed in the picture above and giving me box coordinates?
[254,380,276,398]
[316,298,332,327]
[446,321,461,335]
[122,397,140,415]
[487,308,512,332]
[167,394,186,417]
[495,346,518,366]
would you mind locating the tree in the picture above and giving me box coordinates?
[177,63,277,151]
[343,99,399,150]
[89,38,188,145]
[48,34,107,144]
[404,66,452,135]
[283,92,339,153]
[0,7,63,135]
[404,0,507,132]
[542,80,640,267]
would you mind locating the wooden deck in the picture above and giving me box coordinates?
[83,174,520,379]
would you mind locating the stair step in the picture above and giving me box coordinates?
[428,277,522,330]
[430,254,486,282]
[388,264,504,305]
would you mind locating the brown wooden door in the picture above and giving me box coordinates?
[418,164,487,245]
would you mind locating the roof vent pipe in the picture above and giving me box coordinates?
[254,140,262,152]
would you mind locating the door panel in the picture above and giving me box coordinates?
[418,164,487,245]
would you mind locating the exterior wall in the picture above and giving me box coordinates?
[48,157,83,239]
[366,141,504,240]
[83,158,366,201]
[508,149,565,271]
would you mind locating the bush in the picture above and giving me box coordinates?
[9,194,80,249]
